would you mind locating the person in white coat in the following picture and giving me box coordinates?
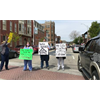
[56,40,66,71]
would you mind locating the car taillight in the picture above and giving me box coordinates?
[74,47,75,50]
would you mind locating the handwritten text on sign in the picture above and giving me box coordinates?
[38,42,48,55]
[19,49,33,60]
[56,43,66,57]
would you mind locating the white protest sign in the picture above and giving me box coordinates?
[38,42,48,55]
[56,43,66,57]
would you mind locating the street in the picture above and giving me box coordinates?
[0,48,86,80]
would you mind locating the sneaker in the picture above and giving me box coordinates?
[57,69,60,71]
[46,66,49,70]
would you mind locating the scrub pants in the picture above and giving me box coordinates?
[57,57,64,69]
[0,54,9,70]
[24,60,32,71]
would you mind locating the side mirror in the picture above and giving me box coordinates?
[79,47,84,51]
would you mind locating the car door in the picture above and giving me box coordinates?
[83,40,96,72]
[80,41,91,67]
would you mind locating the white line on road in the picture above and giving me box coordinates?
[72,56,75,59]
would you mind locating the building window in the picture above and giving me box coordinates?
[48,39,50,41]
[19,24,21,31]
[19,37,22,45]
[22,24,24,33]
[2,20,6,30]
[30,27,31,34]
[15,23,17,33]
[51,39,53,41]
[28,38,30,42]
[3,36,5,41]
[46,25,50,28]
[46,30,49,33]
[27,27,29,34]
[27,20,31,25]
[10,22,12,31]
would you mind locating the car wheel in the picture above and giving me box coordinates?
[92,70,99,80]
[78,57,82,72]
[14,53,17,58]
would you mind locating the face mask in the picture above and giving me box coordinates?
[27,44,29,46]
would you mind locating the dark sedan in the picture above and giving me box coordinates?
[0,48,18,60]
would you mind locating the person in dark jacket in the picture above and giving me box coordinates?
[0,37,10,71]
[40,39,50,70]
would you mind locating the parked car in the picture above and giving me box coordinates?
[50,46,55,50]
[32,45,38,53]
[72,44,81,53]
[78,35,100,80]
[14,45,24,54]
[0,48,18,60]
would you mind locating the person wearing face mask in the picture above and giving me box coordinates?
[23,42,33,71]
[39,38,50,70]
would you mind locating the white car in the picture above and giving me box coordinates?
[73,45,80,53]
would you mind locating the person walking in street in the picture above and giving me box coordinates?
[23,42,33,72]
[56,40,66,71]
[0,37,10,72]
[39,38,50,70]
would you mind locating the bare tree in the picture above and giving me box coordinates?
[69,30,80,40]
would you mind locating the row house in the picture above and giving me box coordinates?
[0,20,33,49]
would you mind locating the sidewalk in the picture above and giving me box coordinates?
[0,65,85,80]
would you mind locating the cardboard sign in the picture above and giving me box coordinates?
[7,32,14,43]
[38,42,48,55]
[19,49,33,60]
[56,43,66,57]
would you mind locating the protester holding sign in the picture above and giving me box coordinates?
[23,42,33,71]
[39,38,50,70]
[0,37,10,72]
[56,40,66,71]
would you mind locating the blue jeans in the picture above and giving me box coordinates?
[41,60,49,68]
[0,54,9,70]
[24,60,32,71]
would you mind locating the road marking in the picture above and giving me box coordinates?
[72,56,75,59]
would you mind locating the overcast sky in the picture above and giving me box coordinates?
[36,20,100,42]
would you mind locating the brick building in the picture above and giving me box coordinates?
[33,20,46,46]
[0,20,33,49]
[41,21,55,46]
